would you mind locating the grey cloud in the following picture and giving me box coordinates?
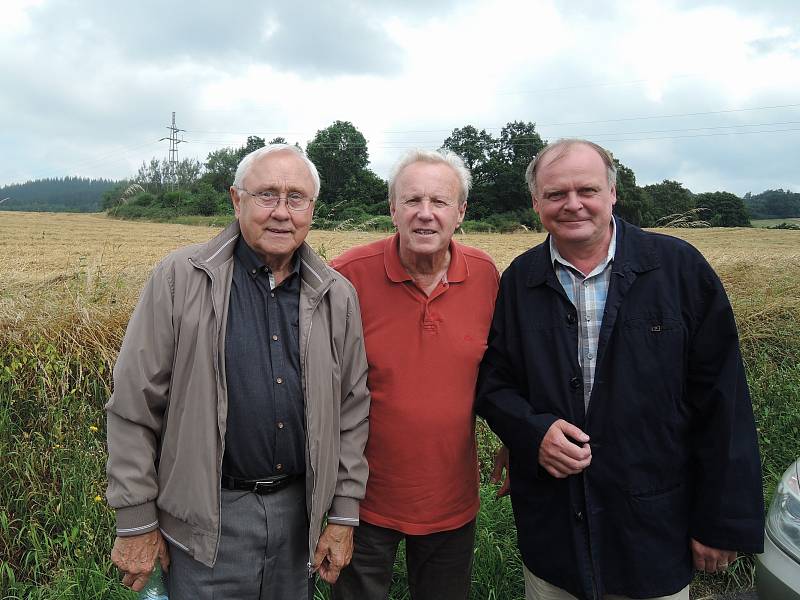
[259,3,403,76]
[28,0,409,76]
[750,33,800,56]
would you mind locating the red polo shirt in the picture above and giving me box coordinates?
[331,234,499,534]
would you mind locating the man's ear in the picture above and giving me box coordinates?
[230,187,241,217]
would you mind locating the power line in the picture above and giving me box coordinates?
[159,112,185,190]
[384,103,800,133]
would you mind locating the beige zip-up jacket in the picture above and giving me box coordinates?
[105,220,370,568]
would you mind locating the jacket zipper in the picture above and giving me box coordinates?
[304,280,334,576]
[189,257,226,566]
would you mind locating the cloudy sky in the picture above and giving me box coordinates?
[1,0,798,196]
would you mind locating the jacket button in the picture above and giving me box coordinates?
[569,377,581,390]
[575,511,584,522]
[276,463,283,471]
[566,313,576,325]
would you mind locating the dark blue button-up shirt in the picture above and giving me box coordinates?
[222,238,304,479]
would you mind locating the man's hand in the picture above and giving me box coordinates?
[490,446,511,497]
[691,538,737,573]
[538,419,591,478]
[313,524,354,584]
[111,529,169,592]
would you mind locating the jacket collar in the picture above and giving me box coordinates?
[526,217,659,287]
[191,219,332,292]
[384,232,469,283]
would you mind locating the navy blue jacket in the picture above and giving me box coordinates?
[476,218,763,599]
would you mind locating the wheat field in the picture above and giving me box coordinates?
[3,210,799,347]
[3,210,799,288]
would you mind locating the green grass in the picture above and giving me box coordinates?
[2,254,799,599]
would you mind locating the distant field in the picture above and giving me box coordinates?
[3,211,799,287]
[2,211,799,599]
[751,217,800,227]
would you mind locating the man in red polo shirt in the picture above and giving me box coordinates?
[330,149,499,600]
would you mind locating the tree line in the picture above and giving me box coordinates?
[6,121,799,229]
[104,120,795,230]
[0,177,115,212]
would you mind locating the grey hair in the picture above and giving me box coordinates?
[388,148,472,205]
[233,144,321,200]
[525,139,617,197]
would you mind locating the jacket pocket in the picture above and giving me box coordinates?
[625,481,690,547]
[619,315,686,403]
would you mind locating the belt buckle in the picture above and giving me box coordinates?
[253,477,286,494]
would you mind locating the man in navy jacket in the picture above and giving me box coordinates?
[476,139,763,600]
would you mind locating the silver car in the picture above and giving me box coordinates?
[756,457,800,599]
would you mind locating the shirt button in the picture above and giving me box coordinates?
[270,292,275,298]
[272,335,278,341]
[250,268,257,275]
[276,463,283,471]
[587,353,594,359]
[277,421,284,429]
[276,377,283,384]
[583,281,588,287]
[586,316,591,322]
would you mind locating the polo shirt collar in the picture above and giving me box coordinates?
[384,233,468,284]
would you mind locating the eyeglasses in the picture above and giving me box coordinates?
[235,188,314,211]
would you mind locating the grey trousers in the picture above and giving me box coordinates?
[332,518,476,600]
[166,480,312,600]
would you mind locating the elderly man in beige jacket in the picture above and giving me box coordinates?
[105,144,370,599]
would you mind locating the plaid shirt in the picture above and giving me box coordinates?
[550,219,617,411]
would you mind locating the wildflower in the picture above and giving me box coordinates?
[94,495,102,503]
[89,425,99,432]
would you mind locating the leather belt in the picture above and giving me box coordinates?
[220,473,300,494]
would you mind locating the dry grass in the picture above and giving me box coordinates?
[4,212,798,283]
[2,211,798,369]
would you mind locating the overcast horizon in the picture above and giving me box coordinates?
[1,0,798,197]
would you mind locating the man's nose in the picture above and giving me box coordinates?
[417,200,435,219]
[564,192,583,211]
[270,198,291,218]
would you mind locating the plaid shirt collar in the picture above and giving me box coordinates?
[549,218,617,278]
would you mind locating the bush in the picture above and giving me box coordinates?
[484,213,523,233]
[460,220,497,233]
[362,215,394,231]
[130,192,155,207]
[767,222,800,230]
[161,190,189,210]
[186,183,225,217]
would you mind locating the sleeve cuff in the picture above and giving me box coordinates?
[115,501,159,537]
[327,496,360,526]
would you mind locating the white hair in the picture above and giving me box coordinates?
[233,144,321,199]
[388,148,472,205]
